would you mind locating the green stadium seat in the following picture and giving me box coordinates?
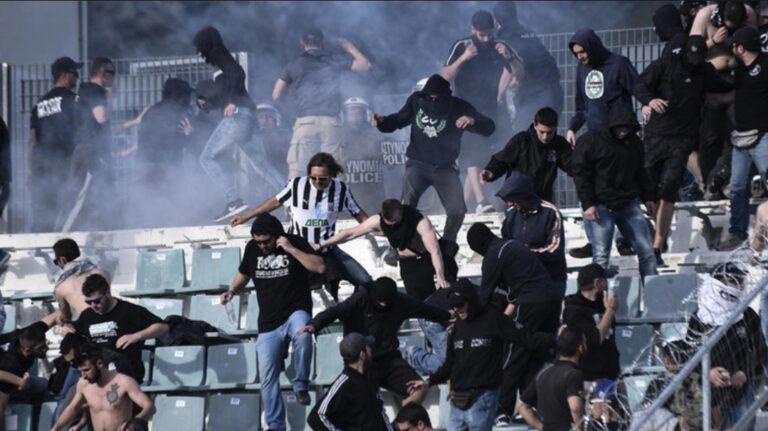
[314,333,344,386]
[141,349,152,386]
[152,395,205,431]
[616,324,655,371]
[204,342,258,389]
[138,298,183,320]
[640,274,698,322]
[244,293,260,332]
[144,345,205,392]
[279,345,315,388]
[188,294,240,333]
[614,276,642,323]
[122,249,185,298]
[207,393,260,431]
[184,247,240,294]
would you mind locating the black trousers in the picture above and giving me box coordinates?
[398,250,458,301]
[401,159,466,242]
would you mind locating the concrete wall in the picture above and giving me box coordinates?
[0,1,84,64]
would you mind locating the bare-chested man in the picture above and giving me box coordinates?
[51,344,155,431]
[52,238,109,323]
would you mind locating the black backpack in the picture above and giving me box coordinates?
[156,315,217,346]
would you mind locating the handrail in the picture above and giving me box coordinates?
[629,273,768,431]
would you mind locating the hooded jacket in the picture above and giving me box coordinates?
[429,280,556,392]
[376,75,495,166]
[568,29,638,134]
[562,291,620,380]
[634,41,731,138]
[485,125,573,201]
[308,286,450,360]
[498,173,567,283]
[138,79,194,163]
[193,26,255,110]
[653,4,688,59]
[572,105,655,210]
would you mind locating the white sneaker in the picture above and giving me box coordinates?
[475,202,495,214]
[214,199,248,222]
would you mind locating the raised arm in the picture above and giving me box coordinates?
[337,38,372,72]
[319,215,380,248]
[416,218,446,289]
[278,236,325,274]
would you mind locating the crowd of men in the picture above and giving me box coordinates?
[1,0,768,430]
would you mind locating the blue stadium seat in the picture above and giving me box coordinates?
[144,345,205,392]
[138,298,183,320]
[614,276,642,322]
[185,247,240,294]
[188,294,240,333]
[314,333,344,386]
[152,395,205,431]
[615,324,655,371]
[6,404,32,431]
[3,304,15,333]
[207,393,260,431]
[36,401,56,431]
[204,342,258,389]
[640,274,698,322]
[122,249,185,298]
[284,390,316,430]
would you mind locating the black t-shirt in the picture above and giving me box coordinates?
[74,300,163,380]
[759,20,768,54]
[343,127,386,212]
[280,49,353,117]
[0,321,49,394]
[734,53,768,133]
[238,234,316,332]
[520,361,584,431]
[75,82,111,157]
[29,87,78,164]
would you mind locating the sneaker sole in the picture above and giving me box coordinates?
[214,204,248,222]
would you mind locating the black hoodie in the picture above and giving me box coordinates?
[429,280,555,392]
[568,29,638,134]
[562,291,620,380]
[193,26,255,110]
[653,4,687,59]
[138,79,194,163]
[572,104,655,211]
[376,75,495,167]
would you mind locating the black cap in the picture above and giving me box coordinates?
[447,286,470,308]
[339,332,375,361]
[472,10,496,31]
[728,27,762,52]
[577,263,606,288]
[302,28,324,45]
[51,56,82,80]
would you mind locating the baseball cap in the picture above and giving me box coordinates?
[472,10,496,31]
[577,263,606,288]
[727,27,761,52]
[447,285,471,308]
[339,332,375,361]
[51,56,83,80]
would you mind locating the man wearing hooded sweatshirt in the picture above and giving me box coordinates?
[634,35,732,264]
[193,26,256,222]
[465,222,561,425]
[372,74,495,242]
[571,104,658,278]
[219,214,324,431]
[297,277,450,406]
[654,4,689,60]
[405,279,556,430]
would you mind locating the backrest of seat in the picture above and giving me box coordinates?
[614,276,641,321]
[244,293,260,331]
[190,247,240,290]
[136,249,185,291]
[207,393,260,430]
[615,324,655,371]
[6,403,32,431]
[205,342,258,385]
[642,274,698,322]
[152,396,205,431]
[284,390,316,430]
[314,333,344,386]
[36,401,56,431]
[189,294,240,333]
[151,345,205,387]
[139,298,183,320]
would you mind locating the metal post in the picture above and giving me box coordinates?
[702,349,711,431]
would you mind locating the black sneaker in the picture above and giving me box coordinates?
[654,248,666,267]
[214,199,248,222]
[617,241,634,256]
[717,236,746,251]
[568,243,592,258]
[295,390,311,406]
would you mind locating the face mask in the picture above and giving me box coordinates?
[371,301,393,312]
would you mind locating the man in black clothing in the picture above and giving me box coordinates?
[29,56,81,232]
[517,328,586,431]
[634,35,732,263]
[562,264,620,393]
[308,333,392,431]
[482,107,573,203]
[465,222,562,425]
[372,74,495,242]
[442,10,523,214]
[653,4,689,59]
[74,274,168,382]
[572,104,658,278]
[406,279,556,430]
[298,277,450,406]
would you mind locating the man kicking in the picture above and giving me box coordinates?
[51,344,155,431]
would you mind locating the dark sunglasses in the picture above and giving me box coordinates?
[309,175,330,183]
[254,237,274,246]
[103,69,116,75]
[85,296,104,305]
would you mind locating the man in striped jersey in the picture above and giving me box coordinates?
[230,152,372,299]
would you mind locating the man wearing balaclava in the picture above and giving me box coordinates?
[372,74,495,242]
[297,277,450,407]
[634,35,731,265]
[571,103,658,278]
[653,3,688,59]
[441,10,522,214]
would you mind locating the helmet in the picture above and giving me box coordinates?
[342,97,372,123]
[256,102,281,127]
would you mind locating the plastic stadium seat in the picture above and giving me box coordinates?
[5,404,32,431]
[279,345,315,387]
[3,304,15,333]
[141,350,152,386]
[565,278,579,297]
[659,322,689,342]
[244,293,260,332]
[283,390,316,430]
[622,373,659,413]
[152,395,205,431]
[145,345,205,391]
[138,298,183,320]
[314,333,344,386]
[204,342,258,389]
[640,274,698,322]
[186,247,240,293]
[207,393,260,431]
[122,249,185,297]
[615,324,655,371]
[613,276,642,322]
[36,401,56,431]
[188,294,240,333]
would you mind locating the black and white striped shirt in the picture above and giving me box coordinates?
[276,177,362,244]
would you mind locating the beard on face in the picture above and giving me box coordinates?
[85,367,101,384]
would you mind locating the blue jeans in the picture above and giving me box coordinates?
[256,309,313,431]
[719,383,755,429]
[729,134,768,239]
[588,201,657,278]
[52,367,90,430]
[200,108,255,203]
[447,389,499,431]
[407,319,448,375]
[326,246,372,286]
